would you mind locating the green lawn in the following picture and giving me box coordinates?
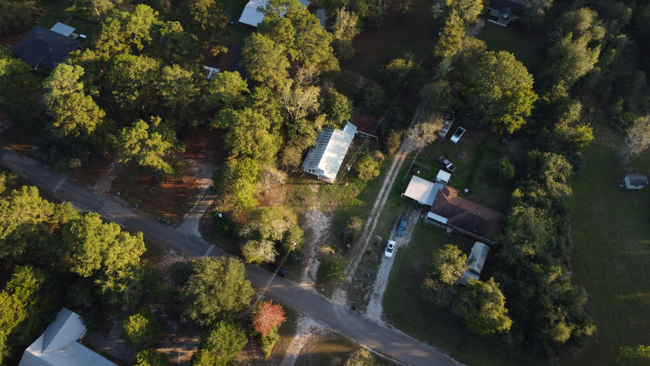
[383,220,548,366]
[419,127,514,213]
[39,0,94,29]
[563,144,650,366]
[478,22,544,73]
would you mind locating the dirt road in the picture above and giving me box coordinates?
[333,105,419,306]
[0,147,462,366]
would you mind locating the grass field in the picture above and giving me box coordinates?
[478,22,545,73]
[562,144,650,366]
[383,220,549,366]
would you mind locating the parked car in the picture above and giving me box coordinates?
[272,266,288,277]
[396,215,408,237]
[384,240,396,258]
[437,156,456,172]
[438,113,455,138]
[450,127,466,143]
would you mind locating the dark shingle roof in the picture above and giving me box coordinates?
[490,0,525,17]
[628,174,649,186]
[429,186,504,242]
[12,26,80,71]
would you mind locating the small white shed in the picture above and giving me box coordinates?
[623,174,649,189]
[459,241,490,286]
[436,170,451,184]
[467,241,489,275]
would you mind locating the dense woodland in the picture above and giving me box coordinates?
[2,0,650,364]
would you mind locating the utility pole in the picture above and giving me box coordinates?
[345,165,350,186]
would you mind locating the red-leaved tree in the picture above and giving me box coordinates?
[252,301,287,337]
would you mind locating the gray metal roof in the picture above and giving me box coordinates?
[18,307,118,366]
[467,241,490,275]
[50,22,75,37]
[239,0,311,27]
[302,122,357,181]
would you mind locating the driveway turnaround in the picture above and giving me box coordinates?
[0,148,463,366]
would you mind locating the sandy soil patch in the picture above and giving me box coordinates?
[300,210,333,288]
[279,315,325,366]
[366,209,420,320]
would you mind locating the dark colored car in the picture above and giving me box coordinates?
[437,156,456,173]
[396,215,409,237]
[272,266,288,277]
[438,113,455,138]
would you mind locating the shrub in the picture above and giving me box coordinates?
[192,321,248,366]
[260,327,280,358]
[384,130,406,155]
[133,350,171,366]
[121,307,165,351]
[341,216,364,243]
[317,255,348,285]
[355,154,381,182]
[495,157,515,182]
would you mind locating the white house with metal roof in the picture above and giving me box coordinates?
[18,307,117,366]
[238,0,311,27]
[402,175,444,206]
[302,122,356,183]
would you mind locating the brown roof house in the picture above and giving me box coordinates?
[426,186,504,244]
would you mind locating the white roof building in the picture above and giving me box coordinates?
[18,307,118,366]
[238,0,311,27]
[50,22,75,37]
[459,242,490,286]
[302,122,356,183]
[403,176,444,206]
[435,170,451,184]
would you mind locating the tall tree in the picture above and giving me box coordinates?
[203,71,250,111]
[429,244,468,285]
[211,108,281,165]
[187,0,228,47]
[438,0,483,26]
[259,0,337,71]
[113,116,186,180]
[183,257,255,325]
[435,10,465,60]
[460,51,538,134]
[157,64,201,124]
[321,88,352,129]
[214,158,261,210]
[455,277,512,336]
[105,54,160,113]
[242,33,290,90]
[61,212,145,277]
[331,7,360,60]
[620,116,650,162]
[539,33,601,90]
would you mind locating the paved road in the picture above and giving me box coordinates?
[0,148,462,366]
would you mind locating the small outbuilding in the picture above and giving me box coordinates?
[459,241,490,286]
[623,174,649,189]
[302,122,357,183]
[436,170,451,185]
[486,0,525,26]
